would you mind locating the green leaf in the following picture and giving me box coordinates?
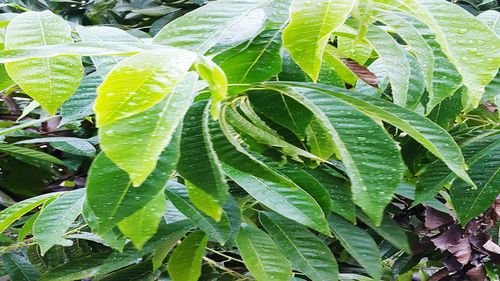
[17,212,39,241]
[165,181,231,245]
[98,261,154,281]
[264,84,403,224]
[17,137,96,157]
[76,26,140,74]
[305,117,337,160]
[2,253,40,281]
[33,189,86,255]
[260,212,339,281]
[39,220,192,281]
[373,10,434,96]
[211,119,329,234]
[271,82,473,187]
[236,224,292,281]
[118,192,168,249]
[0,192,62,233]
[328,214,382,280]
[177,101,228,204]
[167,231,208,281]
[59,72,101,126]
[451,143,500,224]
[98,72,197,187]
[0,144,64,165]
[401,14,462,113]
[349,21,411,107]
[153,0,269,54]
[248,91,313,141]
[415,134,499,205]
[95,48,196,127]
[4,11,83,114]
[374,0,500,108]
[85,128,181,233]
[214,0,291,85]
[269,163,332,214]
[306,166,356,223]
[357,211,411,253]
[225,104,322,162]
[185,181,223,221]
[427,89,463,129]
[282,0,355,81]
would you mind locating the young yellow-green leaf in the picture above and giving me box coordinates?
[193,57,228,118]
[374,0,500,108]
[167,231,208,281]
[0,42,162,64]
[32,189,86,255]
[17,212,39,241]
[236,224,292,281]
[2,253,40,281]
[153,0,268,54]
[118,192,168,249]
[323,46,358,85]
[95,48,196,128]
[185,181,223,221]
[0,64,14,92]
[99,73,197,186]
[4,11,83,114]
[283,0,355,81]
[177,101,228,204]
[260,212,339,281]
[328,214,382,280]
[337,36,373,65]
[152,228,187,271]
[86,128,181,234]
[0,192,63,233]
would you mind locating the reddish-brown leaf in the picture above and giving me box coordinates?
[447,238,471,265]
[431,225,462,250]
[340,58,378,87]
[466,264,487,281]
[425,207,454,230]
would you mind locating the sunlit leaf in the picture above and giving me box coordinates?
[4,11,83,114]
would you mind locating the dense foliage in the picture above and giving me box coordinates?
[0,0,499,280]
